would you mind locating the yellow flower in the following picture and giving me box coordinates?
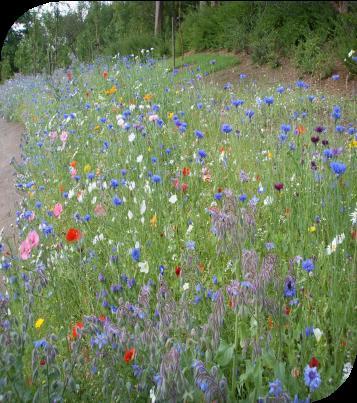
[147,146,152,152]
[167,112,174,120]
[94,125,100,131]
[308,225,316,233]
[348,139,357,149]
[143,93,153,101]
[104,85,117,96]
[84,164,91,174]
[35,318,44,329]
[150,214,157,227]
[267,151,272,159]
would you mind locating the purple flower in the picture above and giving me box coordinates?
[284,276,296,298]
[269,379,283,397]
[221,124,232,134]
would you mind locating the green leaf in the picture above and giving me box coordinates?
[215,339,235,367]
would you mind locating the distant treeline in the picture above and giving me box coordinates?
[1,1,356,80]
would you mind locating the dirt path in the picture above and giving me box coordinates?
[0,118,23,249]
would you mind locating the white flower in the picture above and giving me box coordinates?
[348,49,355,57]
[183,282,190,291]
[102,181,108,190]
[68,189,75,199]
[150,387,156,403]
[140,200,146,215]
[313,328,323,342]
[88,182,96,193]
[169,194,178,204]
[136,155,143,163]
[263,196,273,206]
[128,132,136,142]
[128,181,136,191]
[138,261,149,274]
[128,210,133,220]
[342,362,353,383]
[186,224,193,234]
[129,104,136,111]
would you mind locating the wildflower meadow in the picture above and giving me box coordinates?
[0,50,356,402]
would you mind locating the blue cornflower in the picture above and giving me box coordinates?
[212,275,218,285]
[281,124,291,133]
[151,175,161,183]
[112,195,123,206]
[331,105,341,121]
[193,295,202,304]
[335,125,345,133]
[301,259,315,273]
[239,194,247,202]
[186,240,195,250]
[279,133,288,143]
[276,86,285,94]
[221,123,233,134]
[132,364,143,378]
[296,80,309,89]
[35,201,42,208]
[268,379,283,398]
[121,169,127,176]
[245,109,255,120]
[232,99,244,107]
[195,130,204,139]
[98,273,105,282]
[304,365,321,392]
[91,333,108,349]
[240,73,247,79]
[131,248,140,262]
[331,74,340,81]
[34,339,48,349]
[323,149,333,159]
[83,214,91,222]
[330,161,346,176]
[264,96,274,105]
[214,192,223,200]
[111,179,119,189]
[224,82,232,90]
[308,95,316,102]
[198,149,207,159]
[197,103,203,110]
[305,326,314,337]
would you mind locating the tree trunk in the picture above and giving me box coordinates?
[155,1,163,36]
[331,1,348,13]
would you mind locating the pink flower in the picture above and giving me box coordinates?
[26,230,40,248]
[94,204,106,217]
[60,131,68,143]
[70,167,77,178]
[53,203,63,218]
[148,114,159,122]
[20,239,32,260]
[49,131,57,141]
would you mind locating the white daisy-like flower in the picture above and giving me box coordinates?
[182,283,190,291]
[313,328,323,342]
[264,196,273,206]
[138,261,149,274]
[169,194,178,204]
[140,200,146,215]
[136,155,143,163]
[128,132,136,142]
[128,210,133,220]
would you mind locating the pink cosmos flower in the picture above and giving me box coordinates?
[20,239,32,260]
[148,114,159,122]
[53,203,63,218]
[94,204,106,217]
[60,131,68,143]
[70,167,77,178]
[49,131,57,141]
[26,230,40,248]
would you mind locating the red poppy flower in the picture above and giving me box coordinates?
[274,183,284,191]
[182,167,190,177]
[309,357,319,368]
[72,321,84,338]
[40,359,46,366]
[181,183,188,192]
[98,315,107,322]
[124,347,136,363]
[103,71,108,79]
[66,228,81,242]
[175,266,181,277]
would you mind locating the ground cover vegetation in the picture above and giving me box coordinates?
[0,47,356,401]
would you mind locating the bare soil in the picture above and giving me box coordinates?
[205,51,356,98]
